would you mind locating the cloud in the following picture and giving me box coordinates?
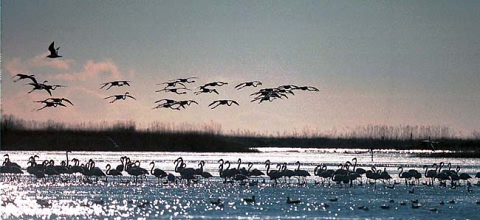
[27,52,74,70]
[53,59,122,81]
[4,53,74,77]
[5,58,29,76]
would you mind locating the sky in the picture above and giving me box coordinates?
[1,0,479,136]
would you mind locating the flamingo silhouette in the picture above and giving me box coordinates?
[100,81,131,90]
[104,92,136,103]
[34,100,67,111]
[155,88,190,94]
[235,81,262,90]
[194,88,219,95]
[209,100,239,109]
[13,74,37,84]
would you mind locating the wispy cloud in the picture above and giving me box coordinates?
[5,58,29,76]
[27,52,74,70]
[53,59,122,81]
[4,53,74,77]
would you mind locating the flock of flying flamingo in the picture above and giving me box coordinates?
[12,42,319,111]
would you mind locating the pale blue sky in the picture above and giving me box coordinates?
[2,0,479,135]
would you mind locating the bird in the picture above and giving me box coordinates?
[13,74,37,84]
[104,92,136,103]
[210,199,223,206]
[100,81,131,90]
[47,42,62,58]
[277,85,298,90]
[155,99,177,105]
[34,100,67,111]
[41,98,74,106]
[243,196,255,203]
[105,164,122,181]
[150,161,167,183]
[158,81,186,89]
[199,81,228,89]
[421,138,438,151]
[209,100,239,109]
[286,197,300,204]
[174,100,199,109]
[194,88,219,95]
[170,77,197,84]
[235,81,262,90]
[155,88,190,95]
[294,86,319,91]
[26,81,49,95]
[153,102,181,110]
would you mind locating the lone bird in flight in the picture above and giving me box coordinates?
[13,74,37,84]
[235,81,262,90]
[156,88,190,95]
[104,92,136,103]
[47,42,62,58]
[100,81,131,90]
[34,100,67,111]
[209,100,239,109]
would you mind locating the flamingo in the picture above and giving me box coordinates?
[235,81,262,90]
[286,197,300,204]
[105,164,122,182]
[150,161,167,183]
[243,196,255,203]
[104,92,136,103]
[265,160,280,185]
[13,74,37,83]
[100,81,131,90]
[209,100,239,109]
[294,161,310,184]
[398,166,412,186]
[194,88,219,95]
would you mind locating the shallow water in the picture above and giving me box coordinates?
[1,149,479,219]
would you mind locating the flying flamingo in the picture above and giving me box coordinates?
[104,92,136,103]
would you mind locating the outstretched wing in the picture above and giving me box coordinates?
[212,89,219,94]
[231,100,239,106]
[235,82,246,89]
[48,42,57,56]
[126,95,136,100]
[104,95,115,99]
[123,81,131,86]
[208,101,219,106]
[63,98,74,106]
[100,82,110,89]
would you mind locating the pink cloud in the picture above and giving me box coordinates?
[27,52,74,70]
[53,59,122,81]
[5,58,29,76]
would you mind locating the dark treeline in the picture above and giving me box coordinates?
[1,115,252,152]
[1,115,479,152]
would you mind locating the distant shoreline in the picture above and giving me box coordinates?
[2,129,479,154]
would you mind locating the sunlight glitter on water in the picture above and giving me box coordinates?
[1,149,480,219]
